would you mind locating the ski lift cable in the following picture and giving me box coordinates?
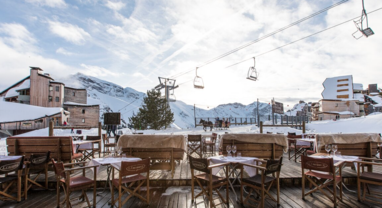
[117,99,139,112]
[224,7,382,69]
[174,7,382,86]
[169,0,349,79]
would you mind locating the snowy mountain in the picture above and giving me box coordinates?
[59,73,274,129]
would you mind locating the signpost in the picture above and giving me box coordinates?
[104,112,121,125]
[273,101,284,114]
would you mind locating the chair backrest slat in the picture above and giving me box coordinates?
[189,156,210,174]
[120,159,150,177]
[301,155,334,173]
[0,156,24,174]
[51,159,66,179]
[188,135,202,142]
[30,151,50,169]
[265,157,283,175]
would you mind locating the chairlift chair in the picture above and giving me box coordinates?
[352,0,374,39]
[169,89,176,102]
[247,57,258,81]
[194,67,204,89]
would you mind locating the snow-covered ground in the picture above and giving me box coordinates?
[1,113,381,155]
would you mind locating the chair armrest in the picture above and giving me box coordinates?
[208,162,230,169]
[63,165,98,172]
[239,163,266,171]
[359,157,382,162]
[253,158,267,163]
[63,162,87,166]
[354,160,382,166]
[334,160,345,167]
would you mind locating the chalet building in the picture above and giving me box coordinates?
[316,99,361,120]
[312,75,367,121]
[0,100,69,135]
[0,67,99,135]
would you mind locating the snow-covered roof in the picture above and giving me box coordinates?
[5,79,30,98]
[353,83,363,91]
[64,101,98,107]
[323,111,355,115]
[0,101,63,123]
[353,93,365,102]
[368,95,382,107]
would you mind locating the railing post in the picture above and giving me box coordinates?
[49,120,54,136]
[260,121,263,133]
[302,121,306,133]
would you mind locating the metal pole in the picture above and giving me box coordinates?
[257,98,260,126]
[194,104,196,128]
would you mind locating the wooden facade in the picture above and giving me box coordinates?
[0,67,100,133]
[64,104,99,127]
[64,87,87,104]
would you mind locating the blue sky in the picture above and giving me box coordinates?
[0,0,381,109]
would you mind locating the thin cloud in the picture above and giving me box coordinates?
[48,21,91,45]
[105,1,125,11]
[80,64,119,77]
[25,0,67,8]
[56,47,74,56]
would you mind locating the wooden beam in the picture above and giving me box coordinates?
[49,121,54,136]
[260,121,263,133]
[98,122,102,137]
[53,126,93,129]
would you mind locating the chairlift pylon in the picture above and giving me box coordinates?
[194,67,204,89]
[352,0,374,39]
[246,57,258,81]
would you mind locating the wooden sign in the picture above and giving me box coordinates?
[104,113,121,125]
[273,102,284,114]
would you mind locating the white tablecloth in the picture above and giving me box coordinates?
[88,157,141,171]
[0,155,22,160]
[209,156,260,177]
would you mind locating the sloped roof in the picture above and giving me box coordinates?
[0,100,63,123]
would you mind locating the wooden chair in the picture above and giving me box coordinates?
[77,136,101,160]
[51,159,97,208]
[111,159,150,208]
[240,157,283,208]
[356,157,382,205]
[0,156,24,202]
[102,134,115,155]
[189,155,229,208]
[301,155,344,208]
[203,133,217,154]
[188,135,202,158]
[24,151,50,199]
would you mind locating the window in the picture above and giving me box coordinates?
[337,84,349,87]
[56,86,59,92]
[337,89,348,92]
[337,95,349,99]
[72,92,75,96]
[82,119,85,123]
[49,85,53,91]
[48,96,52,102]
[82,109,85,114]
[55,97,59,102]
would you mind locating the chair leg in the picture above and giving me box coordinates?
[357,180,361,202]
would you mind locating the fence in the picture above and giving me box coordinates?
[195,117,257,127]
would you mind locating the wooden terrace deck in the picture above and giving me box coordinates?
[1,151,382,207]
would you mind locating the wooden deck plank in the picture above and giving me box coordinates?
[1,185,381,208]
